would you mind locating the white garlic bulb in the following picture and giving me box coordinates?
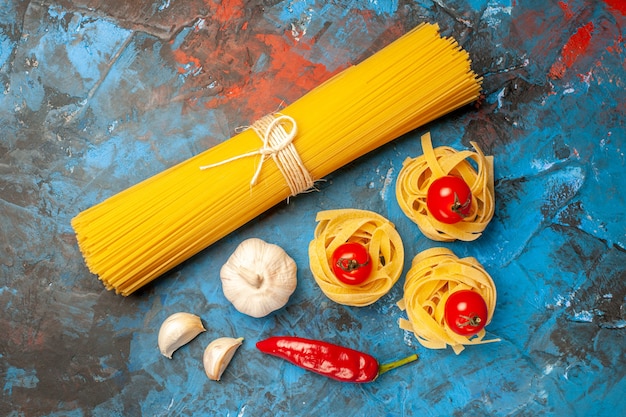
[220,238,297,318]
[203,337,244,381]
[157,312,206,359]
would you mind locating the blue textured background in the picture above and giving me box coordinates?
[1,0,625,416]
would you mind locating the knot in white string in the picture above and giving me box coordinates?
[253,114,297,157]
[200,113,314,196]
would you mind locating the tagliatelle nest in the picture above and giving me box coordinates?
[395,132,495,241]
[397,247,499,354]
[308,209,404,307]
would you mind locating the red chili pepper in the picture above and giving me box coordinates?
[256,336,418,383]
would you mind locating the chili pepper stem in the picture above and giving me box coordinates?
[378,353,419,377]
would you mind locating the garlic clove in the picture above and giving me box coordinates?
[203,337,244,381]
[220,238,297,318]
[158,312,206,359]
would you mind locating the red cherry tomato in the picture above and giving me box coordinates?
[444,290,488,336]
[331,242,373,285]
[426,175,472,224]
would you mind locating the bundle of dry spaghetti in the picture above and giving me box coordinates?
[72,22,482,295]
[397,248,498,354]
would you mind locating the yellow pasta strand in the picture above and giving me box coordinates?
[308,209,404,307]
[398,247,499,354]
[72,23,482,295]
[396,132,495,241]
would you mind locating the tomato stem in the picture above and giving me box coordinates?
[451,192,471,218]
[459,314,482,327]
[378,353,419,377]
[336,257,369,272]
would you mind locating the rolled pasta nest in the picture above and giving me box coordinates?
[396,132,495,241]
[308,209,404,307]
[397,247,499,354]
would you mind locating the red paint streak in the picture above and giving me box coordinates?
[548,60,568,79]
[164,7,398,123]
[561,22,594,67]
[205,0,246,24]
[258,33,330,92]
[549,21,594,79]
[171,48,201,74]
[204,31,335,119]
[558,1,574,19]
[603,0,626,15]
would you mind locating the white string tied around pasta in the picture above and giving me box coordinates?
[200,113,315,196]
